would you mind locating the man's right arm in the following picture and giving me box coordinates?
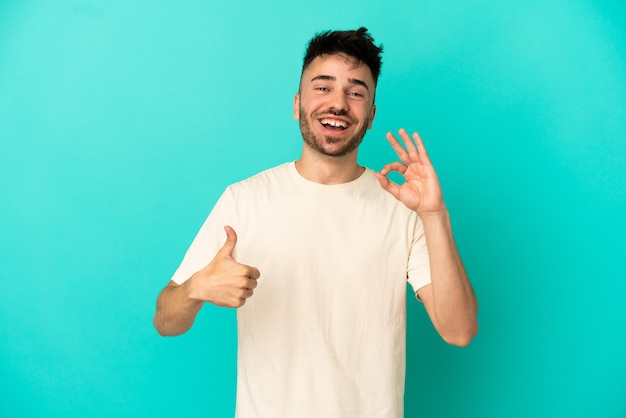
[153,280,204,336]
[153,226,260,336]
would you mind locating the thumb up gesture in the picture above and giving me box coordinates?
[188,226,261,308]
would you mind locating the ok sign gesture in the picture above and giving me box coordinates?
[375,129,446,216]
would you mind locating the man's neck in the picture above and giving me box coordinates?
[295,147,365,185]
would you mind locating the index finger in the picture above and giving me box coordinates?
[244,265,261,280]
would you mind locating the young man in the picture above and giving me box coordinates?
[154,28,478,417]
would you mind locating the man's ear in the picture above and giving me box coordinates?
[293,94,300,120]
[367,104,377,129]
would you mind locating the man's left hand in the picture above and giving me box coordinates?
[375,128,446,216]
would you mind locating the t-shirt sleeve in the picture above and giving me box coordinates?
[406,216,431,295]
[170,187,236,285]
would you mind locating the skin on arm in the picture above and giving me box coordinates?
[415,212,478,347]
[153,226,260,336]
[375,129,478,346]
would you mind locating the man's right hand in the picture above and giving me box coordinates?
[187,226,261,308]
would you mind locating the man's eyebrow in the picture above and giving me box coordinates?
[310,74,370,91]
[311,74,335,83]
[348,78,369,90]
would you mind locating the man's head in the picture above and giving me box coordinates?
[295,28,384,158]
[301,27,383,87]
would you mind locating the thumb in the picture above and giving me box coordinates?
[217,225,237,258]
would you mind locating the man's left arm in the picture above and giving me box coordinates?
[375,128,478,347]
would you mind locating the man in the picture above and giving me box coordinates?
[154,28,478,417]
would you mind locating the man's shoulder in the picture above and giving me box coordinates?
[227,162,294,191]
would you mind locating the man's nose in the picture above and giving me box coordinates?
[328,90,349,113]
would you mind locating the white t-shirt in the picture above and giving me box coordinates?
[171,162,431,417]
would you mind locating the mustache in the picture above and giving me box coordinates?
[313,108,355,122]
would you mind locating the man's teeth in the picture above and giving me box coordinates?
[320,118,348,128]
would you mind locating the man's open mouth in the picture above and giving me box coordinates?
[320,118,349,131]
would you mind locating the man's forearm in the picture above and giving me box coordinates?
[153,280,204,336]
[421,209,478,345]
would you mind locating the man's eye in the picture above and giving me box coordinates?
[316,87,328,91]
[349,92,364,97]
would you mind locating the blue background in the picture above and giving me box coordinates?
[1,1,625,417]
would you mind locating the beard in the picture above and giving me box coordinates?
[299,106,369,157]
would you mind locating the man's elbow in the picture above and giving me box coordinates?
[153,316,170,337]
[154,324,185,337]
[442,322,478,347]
[153,315,185,337]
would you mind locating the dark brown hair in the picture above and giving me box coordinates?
[302,27,384,84]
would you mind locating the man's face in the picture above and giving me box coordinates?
[294,54,377,158]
